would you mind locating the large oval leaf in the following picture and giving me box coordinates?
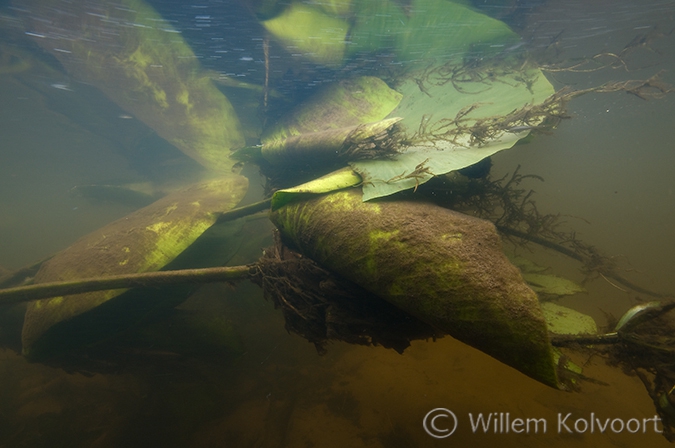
[351,66,555,201]
[270,188,563,389]
[20,0,246,172]
[22,176,248,359]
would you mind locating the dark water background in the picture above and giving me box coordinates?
[1,0,675,447]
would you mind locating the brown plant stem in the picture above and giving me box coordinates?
[550,332,620,347]
[0,265,255,306]
[215,198,271,224]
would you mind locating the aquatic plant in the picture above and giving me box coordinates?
[2,0,675,439]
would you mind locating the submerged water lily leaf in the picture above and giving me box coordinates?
[271,167,362,211]
[340,0,556,200]
[263,76,402,140]
[259,0,554,193]
[509,255,586,296]
[542,302,597,335]
[553,348,583,382]
[70,183,163,208]
[20,0,246,173]
[349,0,519,64]
[352,135,521,200]
[523,273,586,296]
[21,176,248,360]
[261,76,403,164]
[271,188,564,389]
[352,67,555,201]
[261,2,349,67]
[262,117,403,166]
[509,254,551,274]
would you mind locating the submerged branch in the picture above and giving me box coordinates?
[497,225,669,299]
[422,166,672,299]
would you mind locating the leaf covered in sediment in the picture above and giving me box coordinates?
[270,188,564,389]
[21,176,248,360]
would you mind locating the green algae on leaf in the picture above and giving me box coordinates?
[260,76,403,166]
[21,0,246,173]
[22,176,248,360]
[270,188,564,388]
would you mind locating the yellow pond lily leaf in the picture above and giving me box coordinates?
[523,273,586,296]
[509,255,585,296]
[542,302,598,336]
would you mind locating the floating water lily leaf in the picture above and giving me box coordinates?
[308,0,353,16]
[22,176,248,360]
[542,302,598,335]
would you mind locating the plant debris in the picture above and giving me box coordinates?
[251,232,440,354]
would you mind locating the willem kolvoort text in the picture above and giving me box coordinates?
[468,412,662,434]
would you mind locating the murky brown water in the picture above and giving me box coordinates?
[1,0,675,447]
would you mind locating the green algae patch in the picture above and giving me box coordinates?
[21,176,248,360]
[270,188,563,388]
[21,0,246,173]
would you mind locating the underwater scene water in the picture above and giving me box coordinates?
[1,0,675,446]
